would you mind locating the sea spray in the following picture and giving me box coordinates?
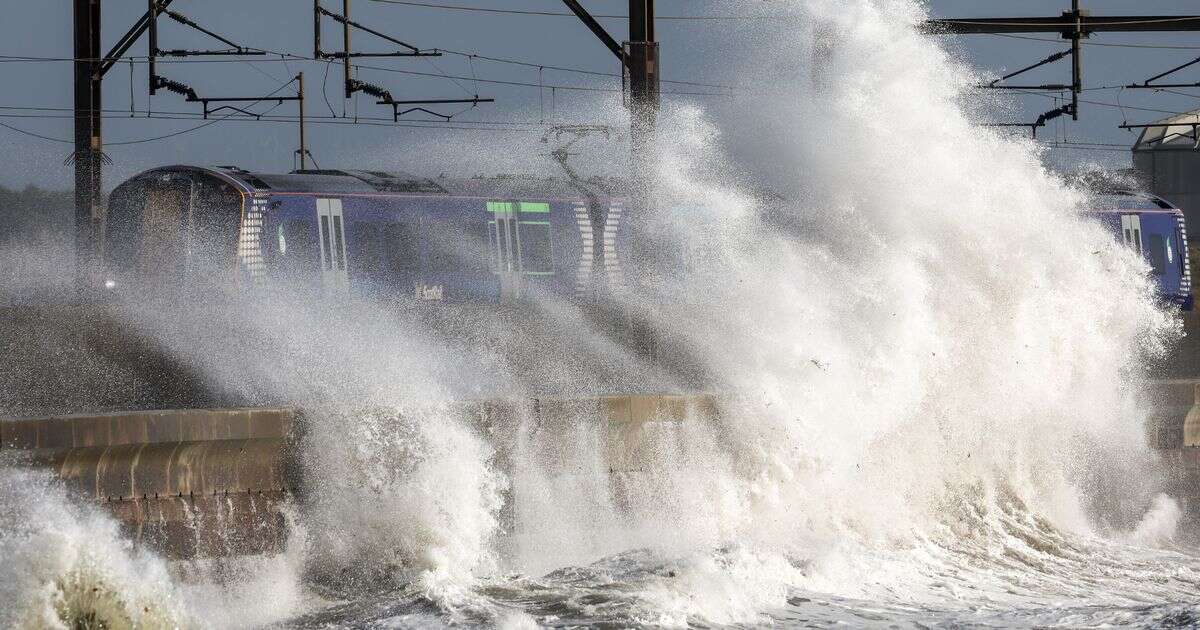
[5,0,1197,624]
[492,0,1185,623]
[0,467,191,629]
[301,404,506,606]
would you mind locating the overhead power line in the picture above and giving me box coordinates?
[0,54,730,98]
[0,120,74,144]
[0,110,571,145]
[0,104,555,127]
[362,0,794,21]
[1009,88,1192,116]
[990,32,1200,50]
[0,52,734,91]
[432,48,732,90]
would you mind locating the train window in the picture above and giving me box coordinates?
[427,221,487,272]
[519,221,553,274]
[319,215,332,270]
[384,222,419,272]
[1149,233,1168,276]
[277,219,319,281]
[350,222,384,278]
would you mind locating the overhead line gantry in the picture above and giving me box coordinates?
[313,0,492,121]
[924,2,1200,136]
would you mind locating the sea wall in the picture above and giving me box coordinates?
[1,395,717,559]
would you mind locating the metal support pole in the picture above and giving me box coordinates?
[298,73,307,170]
[626,0,658,272]
[342,0,352,98]
[628,0,657,146]
[148,0,158,94]
[314,0,321,58]
[74,0,102,292]
[1069,0,1082,120]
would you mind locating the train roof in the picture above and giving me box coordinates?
[116,164,625,200]
[1089,190,1180,213]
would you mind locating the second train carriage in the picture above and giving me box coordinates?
[1089,191,1193,310]
[105,165,630,303]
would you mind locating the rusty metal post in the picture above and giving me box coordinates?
[74,0,103,293]
[626,0,659,273]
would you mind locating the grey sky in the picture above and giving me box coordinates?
[0,1,1198,190]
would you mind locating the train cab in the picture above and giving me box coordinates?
[1089,191,1192,310]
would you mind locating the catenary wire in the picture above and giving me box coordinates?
[362,0,796,21]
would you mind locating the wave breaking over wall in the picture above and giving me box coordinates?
[4,0,1200,626]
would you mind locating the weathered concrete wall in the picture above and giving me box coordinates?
[1,395,717,559]
[1,408,297,558]
[1144,379,1200,527]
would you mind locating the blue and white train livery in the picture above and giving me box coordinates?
[105,166,629,303]
[104,166,1194,312]
[1090,191,1192,310]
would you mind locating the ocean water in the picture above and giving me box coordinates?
[3,0,1200,627]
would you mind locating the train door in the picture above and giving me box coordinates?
[316,198,349,290]
[1121,214,1143,252]
[488,201,523,300]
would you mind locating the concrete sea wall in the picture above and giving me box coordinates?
[1,395,717,559]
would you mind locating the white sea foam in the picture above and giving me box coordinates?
[1129,493,1183,547]
[0,468,192,629]
[496,0,1190,624]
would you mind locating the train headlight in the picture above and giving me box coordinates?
[104,279,117,290]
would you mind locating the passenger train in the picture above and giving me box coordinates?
[1088,191,1193,310]
[105,165,630,303]
[104,166,1193,311]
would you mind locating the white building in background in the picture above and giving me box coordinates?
[1133,110,1200,227]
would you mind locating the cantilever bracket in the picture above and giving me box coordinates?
[205,104,263,120]
[154,7,266,57]
[984,103,1075,138]
[99,0,178,78]
[197,94,303,119]
[376,96,497,122]
[395,107,452,121]
[559,0,625,62]
[151,74,302,119]
[981,49,1073,90]
[148,0,267,96]
[313,3,441,59]
[1127,55,1200,89]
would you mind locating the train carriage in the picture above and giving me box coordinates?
[104,166,629,303]
[1090,191,1193,310]
[105,166,1194,312]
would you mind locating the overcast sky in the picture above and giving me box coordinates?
[1,1,1199,190]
